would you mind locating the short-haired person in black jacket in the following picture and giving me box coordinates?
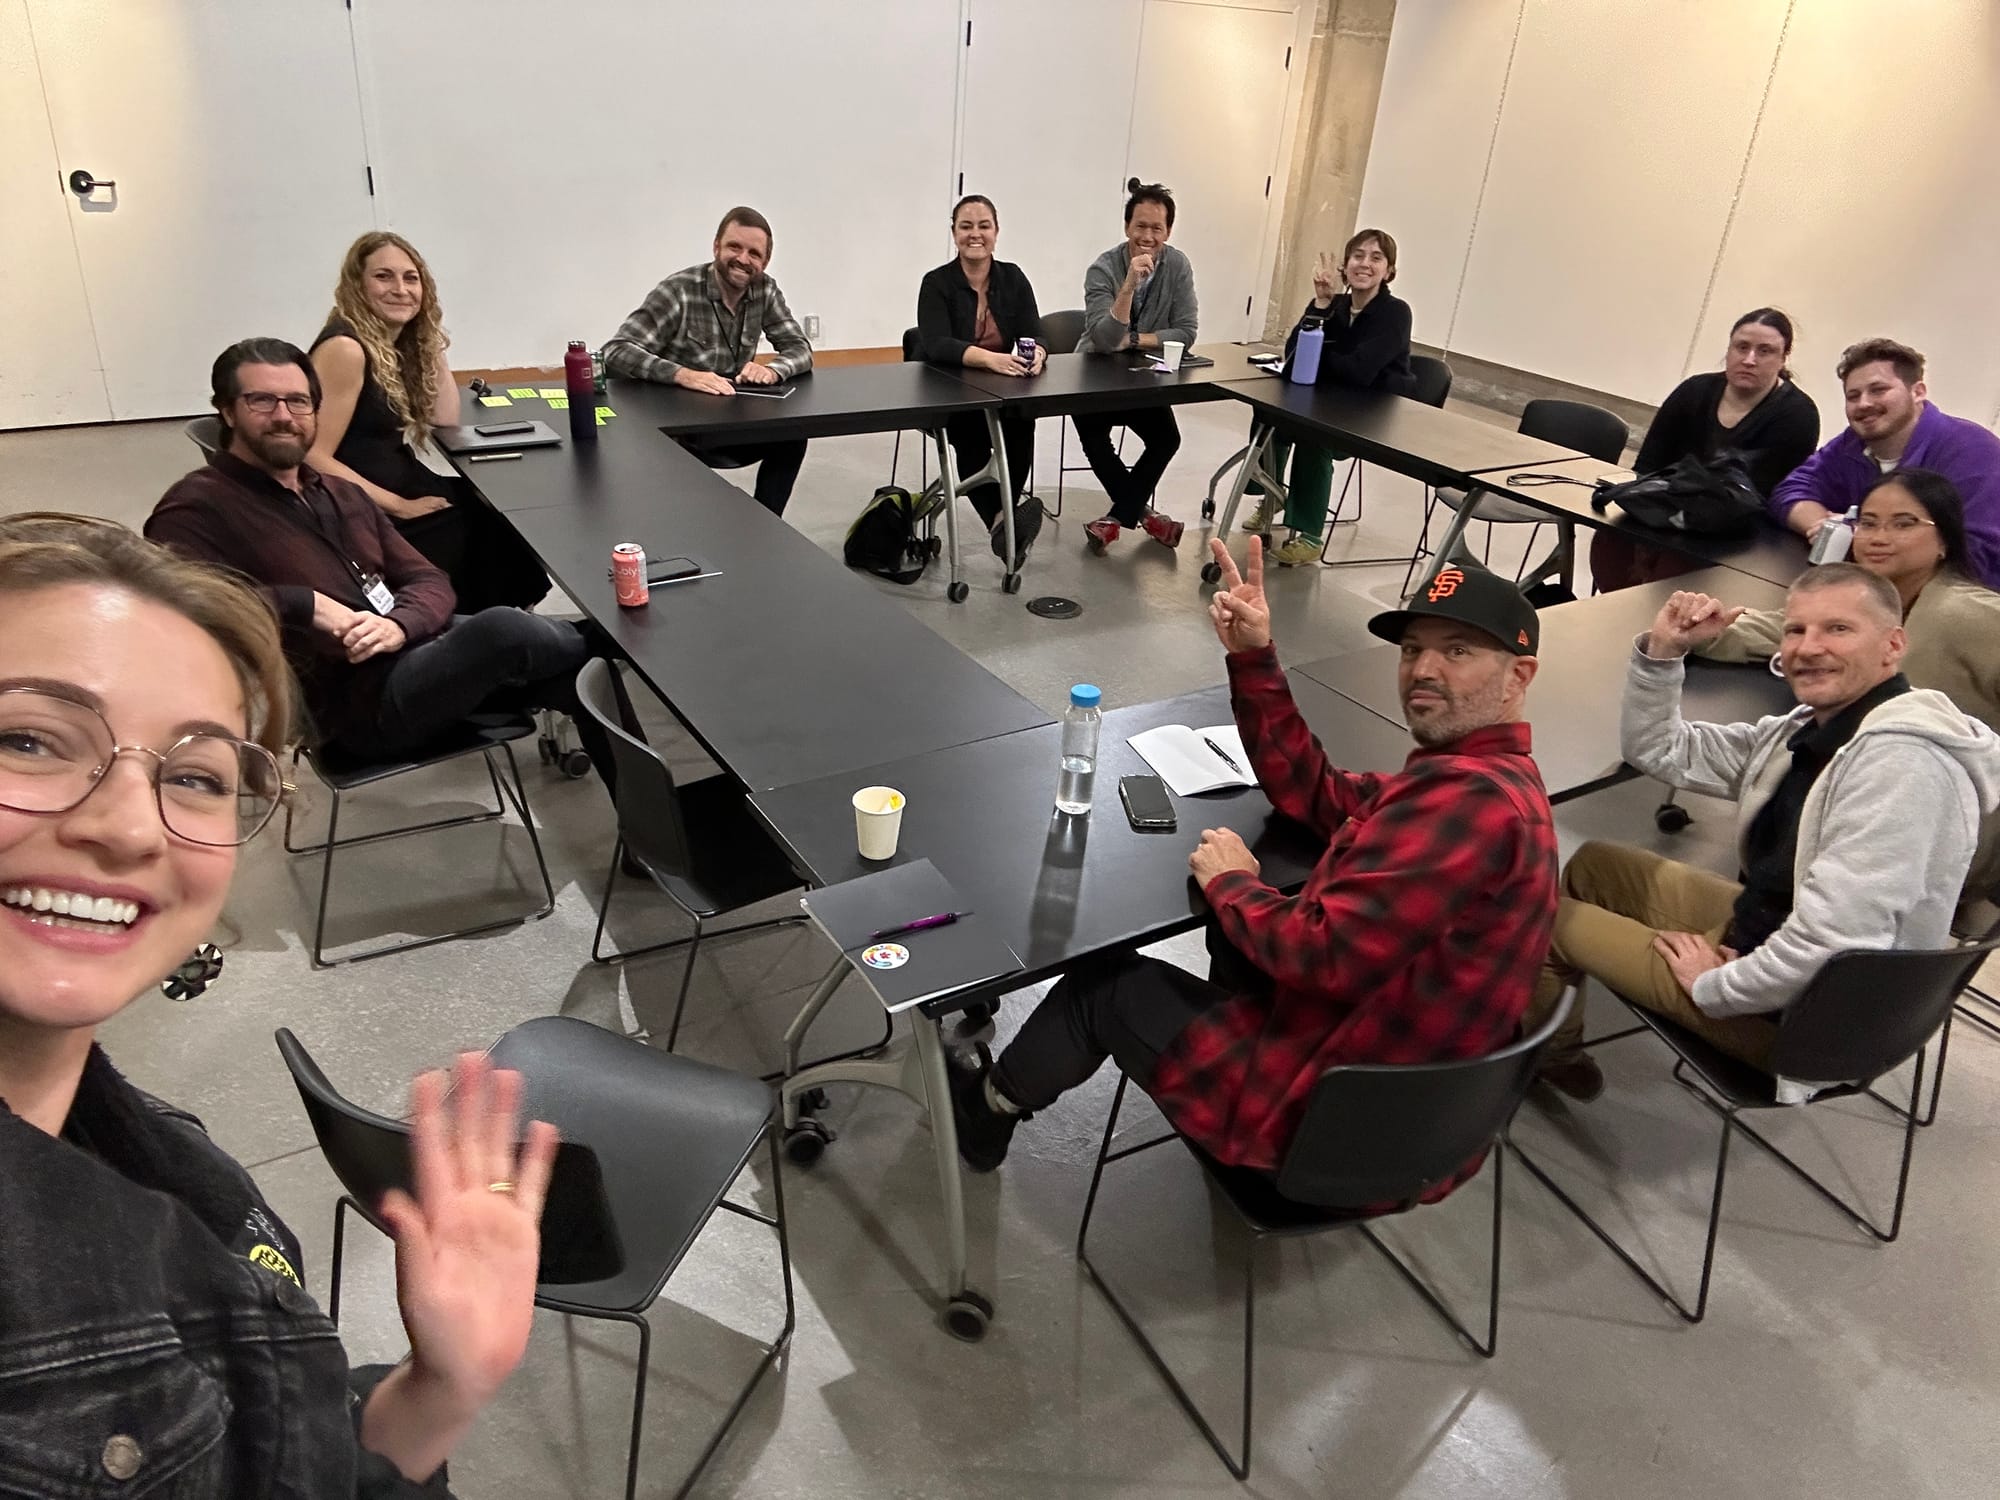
[1248,228,1417,566]
[915,194,1046,569]
[1590,307,1821,589]
[0,515,558,1496]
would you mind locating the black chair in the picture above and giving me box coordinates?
[1511,939,2000,1325]
[1078,991,1573,1480]
[1403,397,1630,597]
[1312,353,1455,566]
[277,1020,792,1500]
[282,714,555,967]
[183,415,223,455]
[577,658,806,1051]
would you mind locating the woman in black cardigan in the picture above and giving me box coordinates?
[916,194,1045,567]
[1592,307,1820,588]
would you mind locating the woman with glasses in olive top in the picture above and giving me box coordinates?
[0,515,557,1496]
[1698,469,2000,730]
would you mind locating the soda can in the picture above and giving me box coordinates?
[1015,336,1038,368]
[612,542,649,607]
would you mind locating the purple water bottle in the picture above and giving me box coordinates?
[1289,321,1324,385]
[564,341,597,443]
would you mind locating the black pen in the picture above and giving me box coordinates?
[869,910,968,943]
[1203,736,1244,774]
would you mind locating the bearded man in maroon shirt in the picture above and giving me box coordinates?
[953,542,1559,1187]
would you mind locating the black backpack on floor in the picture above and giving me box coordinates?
[1590,452,1763,538]
[844,485,933,585]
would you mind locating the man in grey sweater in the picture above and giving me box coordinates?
[1531,563,2000,1100]
[1073,180,1199,555]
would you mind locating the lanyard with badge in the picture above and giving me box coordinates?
[286,486,396,614]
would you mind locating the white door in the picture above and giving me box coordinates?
[1126,0,1295,341]
[958,0,1146,317]
[30,0,377,420]
[0,0,109,428]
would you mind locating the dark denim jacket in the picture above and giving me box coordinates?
[0,1046,446,1498]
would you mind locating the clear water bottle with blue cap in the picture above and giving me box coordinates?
[1055,684,1102,815]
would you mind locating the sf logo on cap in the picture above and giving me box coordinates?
[1426,566,1465,602]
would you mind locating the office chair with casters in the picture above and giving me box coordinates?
[276,1018,793,1500]
[1077,991,1573,1480]
[1510,938,1998,1325]
[183,415,224,456]
[1314,353,1456,567]
[576,658,808,1052]
[282,714,554,967]
[1403,398,1630,598]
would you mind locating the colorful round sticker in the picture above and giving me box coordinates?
[862,943,910,970]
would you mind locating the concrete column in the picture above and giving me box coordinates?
[1262,0,1397,344]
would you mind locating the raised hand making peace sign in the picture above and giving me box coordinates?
[1207,536,1272,653]
[1311,250,1338,305]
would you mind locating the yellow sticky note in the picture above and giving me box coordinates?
[595,406,616,419]
[477,395,513,407]
[547,396,569,410]
[596,413,608,425]
[538,387,565,400]
[505,387,537,399]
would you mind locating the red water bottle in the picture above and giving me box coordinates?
[564,340,597,443]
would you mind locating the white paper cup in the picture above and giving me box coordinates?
[1160,340,1186,372]
[853,785,905,861]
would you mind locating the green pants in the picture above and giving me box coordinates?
[1245,431,1339,540]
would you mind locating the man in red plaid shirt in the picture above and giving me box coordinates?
[952,539,1559,1181]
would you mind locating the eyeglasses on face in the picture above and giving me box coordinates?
[1853,515,1936,534]
[236,391,316,416]
[0,689,287,847]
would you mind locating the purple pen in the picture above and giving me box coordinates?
[869,911,965,943]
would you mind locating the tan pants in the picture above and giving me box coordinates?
[1528,841,1780,1070]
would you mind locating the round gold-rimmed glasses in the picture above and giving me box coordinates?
[0,688,288,847]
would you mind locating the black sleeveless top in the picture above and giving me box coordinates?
[310,318,451,500]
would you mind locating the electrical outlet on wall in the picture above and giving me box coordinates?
[803,314,822,342]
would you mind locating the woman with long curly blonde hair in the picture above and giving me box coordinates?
[309,232,547,610]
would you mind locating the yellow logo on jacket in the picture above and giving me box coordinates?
[247,1243,301,1286]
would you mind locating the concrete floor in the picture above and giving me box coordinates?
[4,402,1997,1499]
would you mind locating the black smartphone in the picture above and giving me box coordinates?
[1119,773,1176,832]
[646,555,702,584]
[474,421,534,436]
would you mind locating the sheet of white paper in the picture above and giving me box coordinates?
[1126,723,1253,796]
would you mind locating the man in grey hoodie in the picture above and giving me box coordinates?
[1531,562,2000,1100]
[1073,180,1200,555]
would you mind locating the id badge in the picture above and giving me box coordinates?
[360,573,396,614]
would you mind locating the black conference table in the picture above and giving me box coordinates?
[950,342,1276,418]
[1292,568,1797,803]
[458,417,1050,793]
[1467,453,1811,589]
[747,674,1415,1334]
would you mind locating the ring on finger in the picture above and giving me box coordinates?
[487,1180,516,1194]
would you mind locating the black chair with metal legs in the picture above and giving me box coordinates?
[1403,397,1630,598]
[276,1017,794,1500]
[1510,939,2000,1326]
[1034,308,1086,517]
[282,713,555,968]
[1076,991,1573,1481]
[576,658,807,1052]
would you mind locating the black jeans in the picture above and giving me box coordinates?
[944,410,1035,528]
[393,479,552,613]
[346,609,617,794]
[684,437,810,516]
[1071,406,1182,525]
[992,923,1269,1110]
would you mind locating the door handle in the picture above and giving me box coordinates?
[68,169,115,195]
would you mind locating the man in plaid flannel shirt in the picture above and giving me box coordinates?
[953,542,1559,1185]
[603,206,815,515]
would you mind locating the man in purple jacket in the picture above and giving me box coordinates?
[1770,338,2000,587]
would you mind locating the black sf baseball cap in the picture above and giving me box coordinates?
[1366,561,1540,656]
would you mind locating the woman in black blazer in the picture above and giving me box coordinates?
[916,194,1045,567]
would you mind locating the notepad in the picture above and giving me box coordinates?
[802,859,1020,1013]
[1126,724,1254,795]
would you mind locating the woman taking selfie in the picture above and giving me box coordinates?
[0,515,556,1495]
[310,232,549,611]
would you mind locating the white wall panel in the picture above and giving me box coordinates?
[1353,0,1519,351]
[1449,0,1791,403]
[1696,4,2000,440]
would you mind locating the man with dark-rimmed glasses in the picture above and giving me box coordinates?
[147,338,619,795]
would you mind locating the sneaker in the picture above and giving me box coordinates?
[1002,494,1044,568]
[1142,512,1185,550]
[1535,1051,1605,1103]
[1242,497,1281,538]
[1270,534,1324,567]
[1084,517,1120,554]
[948,1052,1027,1173]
